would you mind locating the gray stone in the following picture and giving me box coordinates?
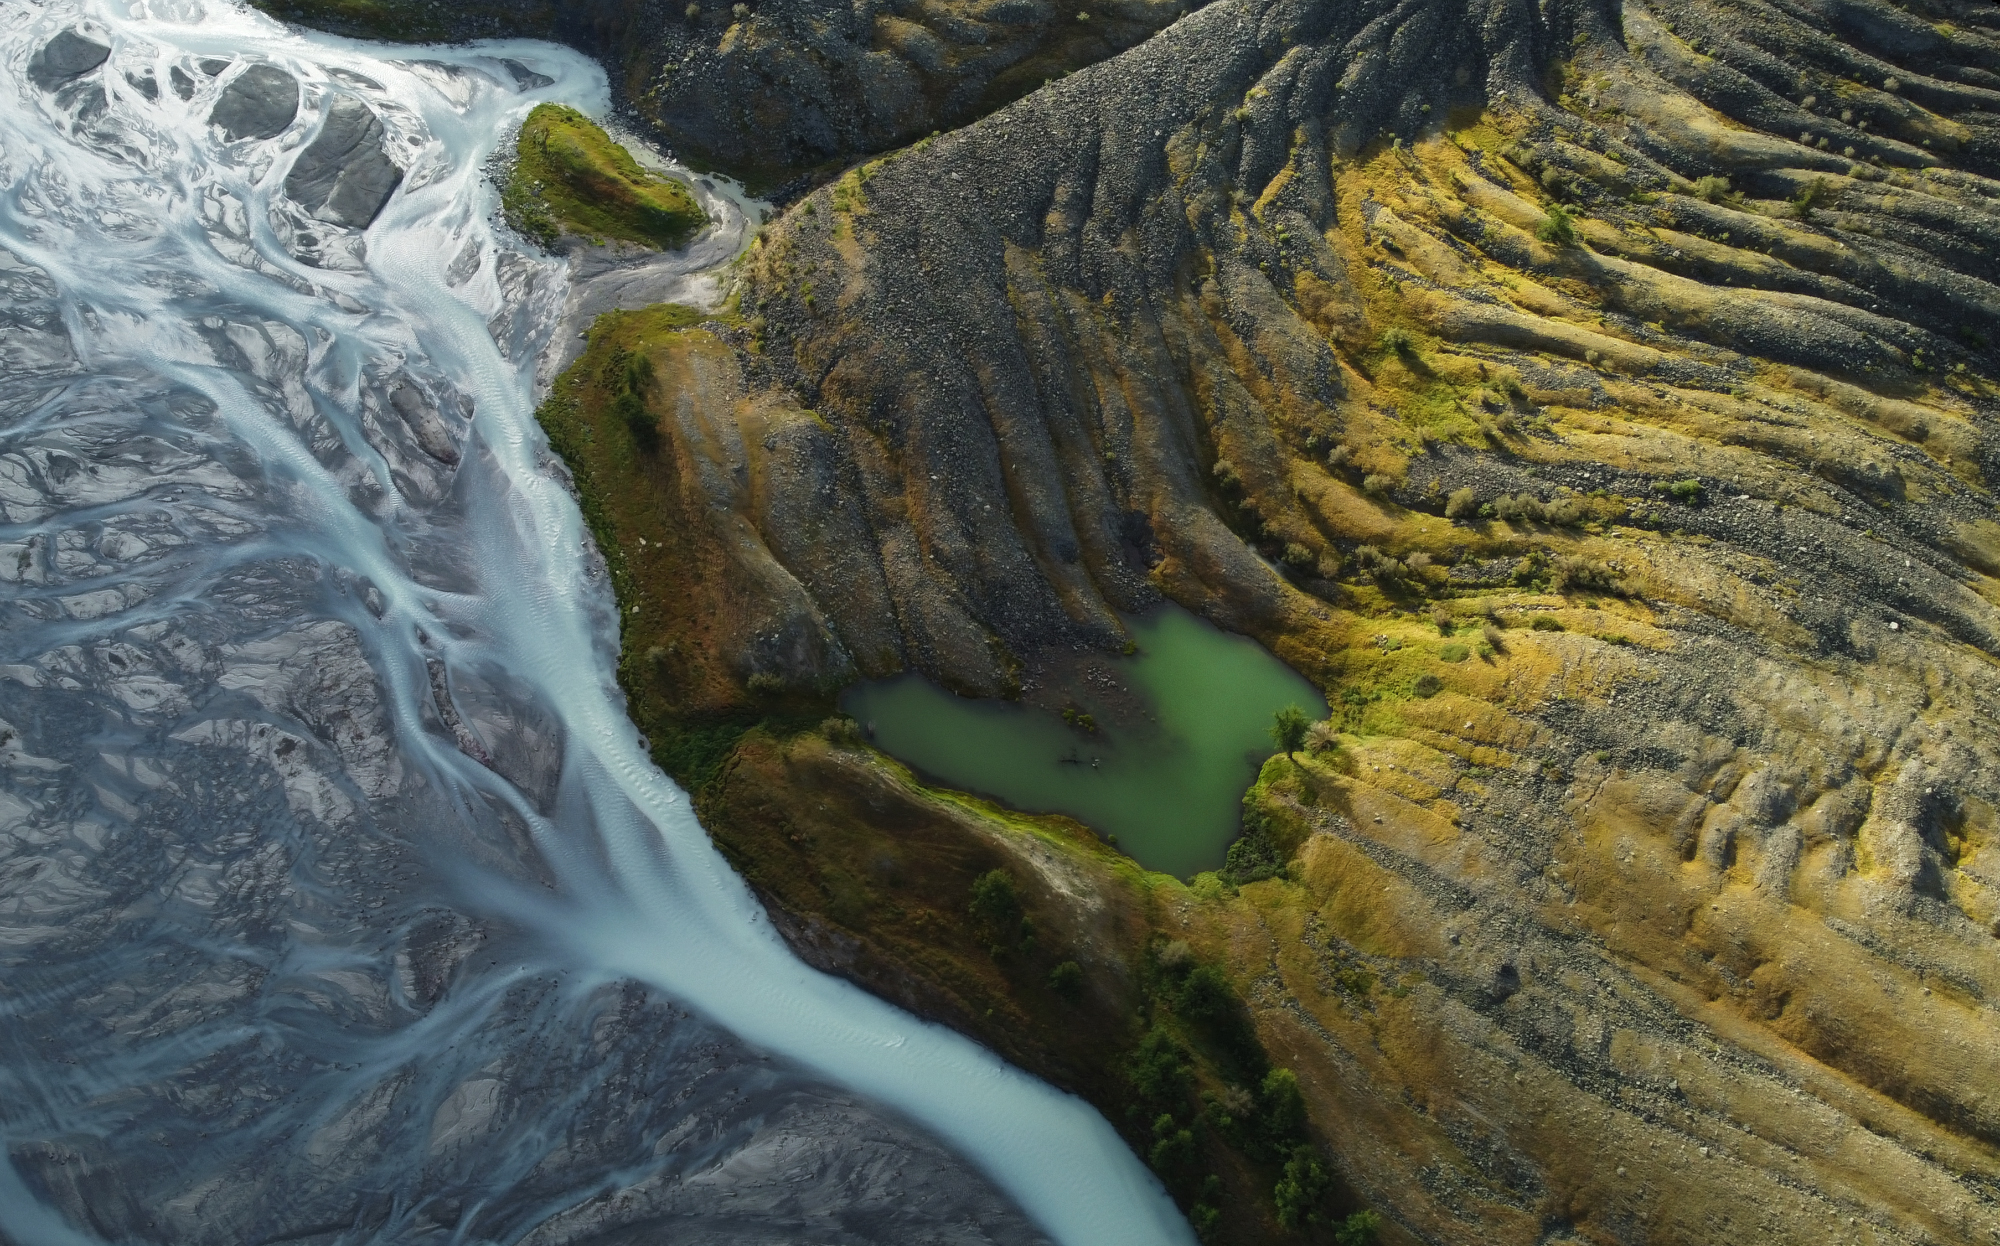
[502,59,553,90]
[208,63,298,141]
[285,95,403,227]
[27,30,110,92]
[170,65,195,99]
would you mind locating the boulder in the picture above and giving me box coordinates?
[208,63,298,141]
[27,30,111,92]
[285,96,403,228]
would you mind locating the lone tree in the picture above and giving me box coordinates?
[1270,704,1311,759]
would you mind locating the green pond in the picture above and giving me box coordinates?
[840,606,1327,879]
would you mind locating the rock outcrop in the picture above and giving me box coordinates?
[208,62,299,142]
[285,95,403,228]
[27,29,109,92]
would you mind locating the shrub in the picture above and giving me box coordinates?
[1444,486,1480,519]
[1530,615,1566,631]
[1177,965,1235,1021]
[1282,541,1315,569]
[1212,458,1241,490]
[1126,1026,1194,1109]
[1376,326,1415,355]
[1693,174,1731,202]
[1149,1115,1197,1171]
[1223,812,1281,884]
[1412,673,1443,697]
[1047,960,1083,999]
[1551,554,1627,596]
[1334,1210,1383,1245]
[1482,622,1506,649]
[1362,473,1396,496]
[1535,203,1578,245]
[1661,477,1705,504]
[1440,643,1470,662]
[1429,604,1455,634]
[1259,1068,1309,1150]
[1270,704,1311,757]
[1352,544,1402,581]
[607,351,659,452]
[968,869,1021,931]
[1273,1144,1330,1229]
[1791,177,1827,220]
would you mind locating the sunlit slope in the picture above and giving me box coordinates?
[590,0,2000,1239]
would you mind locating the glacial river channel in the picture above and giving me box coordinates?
[0,3,1194,1243]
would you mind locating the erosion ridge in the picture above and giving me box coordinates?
[273,0,2000,1239]
[249,0,1197,193]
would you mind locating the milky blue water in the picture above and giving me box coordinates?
[0,4,1194,1242]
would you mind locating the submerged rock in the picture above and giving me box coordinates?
[169,65,195,98]
[208,63,298,141]
[27,30,110,92]
[285,95,403,228]
[501,58,553,90]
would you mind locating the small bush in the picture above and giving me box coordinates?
[1429,604,1455,634]
[1362,473,1396,496]
[1149,1115,1197,1171]
[1327,444,1353,469]
[1352,544,1404,582]
[1444,486,1479,519]
[1791,177,1827,220]
[1377,326,1416,355]
[1482,622,1506,649]
[1412,673,1443,697]
[969,870,1021,933]
[1334,1210,1383,1246]
[1224,811,1281,884]
[1270,704,1311,756]
[1125,1026,1194,1110]
[1282,541,1315,569]
[1693,174,1731,202]
[1273,1144,1331,1229]
[1535,203,1578,245]
[1530,615,1566,631]
[1177,965,1236,1021]
[1211,457,1241,490]
[1660,477,1705,504]
[1440,643,1470,662]
[1550,555,1628,596]
[1047,960,1083,999]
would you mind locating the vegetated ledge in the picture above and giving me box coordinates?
[501,104,706,252]
[533,304,1388,1244]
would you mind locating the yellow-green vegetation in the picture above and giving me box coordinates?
[504,105,706,251]
[530,302,804,797]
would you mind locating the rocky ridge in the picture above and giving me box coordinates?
[569,0,2000,1239]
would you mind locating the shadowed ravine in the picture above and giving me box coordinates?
[0,4,1193,1244]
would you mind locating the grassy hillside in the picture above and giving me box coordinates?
[503,105,706,251]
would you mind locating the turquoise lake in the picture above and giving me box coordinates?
[841,606,1327,878]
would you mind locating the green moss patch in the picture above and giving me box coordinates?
[505,104,706,251]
